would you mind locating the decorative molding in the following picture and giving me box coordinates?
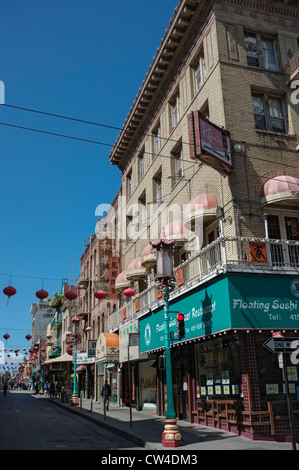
[222,0,299,18]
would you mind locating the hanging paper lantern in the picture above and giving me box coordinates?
[94,290,106,300]
[36,289,49,300]
[46,334,53,339]
[123,287,136,297]
[85,326,92,333]
[3,334,10,341]
[65,290,78,301]
[66,343,74,356]
[25,334,32,341]
[3,285,17,297]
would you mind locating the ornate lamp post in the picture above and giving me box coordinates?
[151,236,182,448]
[71,315,80,406]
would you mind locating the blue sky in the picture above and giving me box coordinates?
[0,0,178,362]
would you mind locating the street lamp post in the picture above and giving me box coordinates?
[71,315,80,406]
[151,236,182,448]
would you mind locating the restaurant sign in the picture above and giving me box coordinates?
[139,274,299,353]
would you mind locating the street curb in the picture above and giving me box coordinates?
[48,398,146,448]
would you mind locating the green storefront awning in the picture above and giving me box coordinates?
[139,273,299,353]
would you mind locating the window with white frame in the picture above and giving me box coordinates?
[127,170,133,198]
[193,52,206,94]
[170,92,180,130]
[153,173,162,204]
[139,152,146,180]
[139,194,147,228]
[252,93,287,133]
[173,148,183,179]
[153,124,162,155]
[245,33,279,71]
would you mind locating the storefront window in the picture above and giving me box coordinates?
[255,331,299,410]
[194,336,241,400]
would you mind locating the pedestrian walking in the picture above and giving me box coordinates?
[49,381,55,399]
[3,382,7,397]
[101,380,111,411]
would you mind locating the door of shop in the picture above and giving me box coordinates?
[268,212,299,266]
[173,366,190,420]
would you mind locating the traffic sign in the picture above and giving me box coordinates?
[263,337,299,353]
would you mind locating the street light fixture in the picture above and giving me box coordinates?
[71,315,80,406]
[151,236,182,448]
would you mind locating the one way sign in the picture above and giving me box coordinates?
[263,337,299,353]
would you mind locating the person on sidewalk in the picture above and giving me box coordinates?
[101,380,111,411]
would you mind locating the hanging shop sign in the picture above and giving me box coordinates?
[109,256,119,299]
[87,340,97,358]
[77,353,94,364]
[119,320,140,363]
[187,111,233,175]
[96,332,119,362]
[139,273,299,353]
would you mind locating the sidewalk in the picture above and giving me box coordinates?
[44,395,297,451]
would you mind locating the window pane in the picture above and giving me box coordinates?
[245,35,259,66]
[269,98,285,133]
[194,63,202,92]
[252,95,266,130]
[262,39,277,71]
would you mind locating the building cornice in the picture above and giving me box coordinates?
[223,0,299,18]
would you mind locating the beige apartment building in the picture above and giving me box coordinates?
[102,0,299,442]
[41,0,299,442]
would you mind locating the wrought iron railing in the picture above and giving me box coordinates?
[108,236,299,332]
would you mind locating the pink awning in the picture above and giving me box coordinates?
[184,193,217,230]
[163,220,188,242]
[141,243,157,266]
[126,257,147,280]
[262,175,299,206]
[115,270,130,291]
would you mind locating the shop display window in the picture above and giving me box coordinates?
[194,336,241,402]
[255,331,299,410]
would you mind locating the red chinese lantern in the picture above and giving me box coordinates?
[94,290,106,300]
[85,326,92,333]
[66,343,74,356]
[65,290,78,301]
[46,334,53,339]
[3,285,17,303]
[3,334,10,341]
[123,287,136,297]
[36,289,49,300]
[25,334,32,341]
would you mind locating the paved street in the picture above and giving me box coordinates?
[0,390,143,450]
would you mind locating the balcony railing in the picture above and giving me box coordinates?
[108,236,299,332]
[284,51,299,82]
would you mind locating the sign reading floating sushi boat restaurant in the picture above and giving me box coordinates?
[139,274,299,353]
